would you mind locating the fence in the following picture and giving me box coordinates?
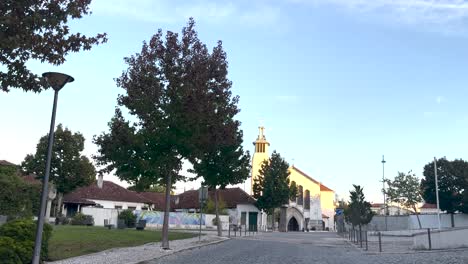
[343,226,468,252]
[227,224,258,238]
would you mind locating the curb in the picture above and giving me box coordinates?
[137,237,230,264]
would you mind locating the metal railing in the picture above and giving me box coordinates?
[228,224,258,238]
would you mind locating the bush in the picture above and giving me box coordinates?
[118,209,136,228]
[0,218,52,263]
[54,215,70,225]
[70,213,94,226]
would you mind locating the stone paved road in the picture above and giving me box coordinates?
[144,232,468,264]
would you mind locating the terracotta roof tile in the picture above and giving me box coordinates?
[174,188,256,209]
[63,181,151,205]
[290,166,334,192]
[0,160,16,166]
[138,192,171,211]
[421,203,437,209]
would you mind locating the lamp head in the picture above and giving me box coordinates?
[42,72,74,91]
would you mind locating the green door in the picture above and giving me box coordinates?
[248,212,258,231]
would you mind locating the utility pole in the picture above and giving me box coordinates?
[381,155,387,231]
[434,157,441,230]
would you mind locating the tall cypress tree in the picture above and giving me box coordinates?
[253,151,291,230]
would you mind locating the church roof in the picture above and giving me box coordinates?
[290,165,334,192]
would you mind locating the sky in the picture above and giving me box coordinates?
[2,0,468,203]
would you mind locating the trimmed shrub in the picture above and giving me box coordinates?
[118,209,136,228]
[0,218,52,263]
[70,213,94,226]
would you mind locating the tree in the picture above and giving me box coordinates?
[94,19,235,247]
[190,129,251,236]
[385,171,423,228]
[421,157,468,227]
[127,184,166,193]
[345,185,374,230]
[203,196,228,215]
[22,124,96,216]
[253,151,291,230]
[1,0,107,92]
[0,163,40,219]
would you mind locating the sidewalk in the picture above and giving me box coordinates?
[46,234,229,264]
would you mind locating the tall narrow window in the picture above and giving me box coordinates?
[298,185,304,205]
[304,190,310,209]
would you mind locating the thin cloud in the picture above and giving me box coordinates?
[293,0,468,35]
[90,0,282,27]
[436,95,445,104]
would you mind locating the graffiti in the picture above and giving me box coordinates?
[135,211,205,225]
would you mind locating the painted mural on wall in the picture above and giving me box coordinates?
[135,211,205,225]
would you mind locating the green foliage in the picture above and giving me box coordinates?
[345,185,374,227]
[0,0,107,92]
[22,124,96,195]
[70,213,94,226]
[253,151,291,215]
[127,184,167,193]
[0,237,22,264]
[203,197,228,215]
[118,210,137,228]
[385,171,422,212]
[0,165,40,218]
[22,124,96,217]
[421,157,468,214]
[0,218,52,263]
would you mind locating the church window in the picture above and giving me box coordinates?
[298,185,303,205]
[304,190,311,209]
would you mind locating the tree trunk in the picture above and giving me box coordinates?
[56,192,63,217]
[413,206,422,229]
[161,173,172,249]
[214,188,222,236]
[271,210,275,231]
[451,213,455,228]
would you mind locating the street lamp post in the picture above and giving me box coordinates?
[434,157,441,230]
[382,155,387,231]
[32,72,74,264]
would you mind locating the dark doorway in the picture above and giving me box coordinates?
[287,217,299,231]
[249,212,258,231]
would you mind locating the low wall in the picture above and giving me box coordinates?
[366,214,468,231]
[413,227,468,250]
[82,207,120,226]
[135,211,229,230]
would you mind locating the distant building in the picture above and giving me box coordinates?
[370,203,413,216]
[249,127,336,231]
[419,203,443,214]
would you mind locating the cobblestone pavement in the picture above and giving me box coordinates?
[145,232,468,264]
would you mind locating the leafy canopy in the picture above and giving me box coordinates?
[253,151,291,215]
[22,124,96,194]
[385,170,422,212]
[345,185,374,227]
[0,0,107,92]
[421,157,468,214]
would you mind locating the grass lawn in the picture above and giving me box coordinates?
[48,225,197,261]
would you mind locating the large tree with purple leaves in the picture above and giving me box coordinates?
[94,18,244,247]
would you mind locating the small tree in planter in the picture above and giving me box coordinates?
[118,209,137,228]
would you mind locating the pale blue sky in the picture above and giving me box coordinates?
[2,0,468,202]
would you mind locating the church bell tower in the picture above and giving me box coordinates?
[250,126,270,194]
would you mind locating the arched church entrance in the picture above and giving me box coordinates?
[287,217,299,231]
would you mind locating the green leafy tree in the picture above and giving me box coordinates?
[94,19,236,247]
[190,129,251,236]
[421,157,468,227]
[127,184,166,193]
[253,151,291,230]
[0,163,40,218]
[345,185,374,230]
[203,196,228,215]
[385,171,423,228]
[22,124,96,216]
[0,0,107,92]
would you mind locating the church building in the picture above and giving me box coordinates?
[249,127,336,231]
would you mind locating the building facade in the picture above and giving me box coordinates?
[249,127,336,231]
